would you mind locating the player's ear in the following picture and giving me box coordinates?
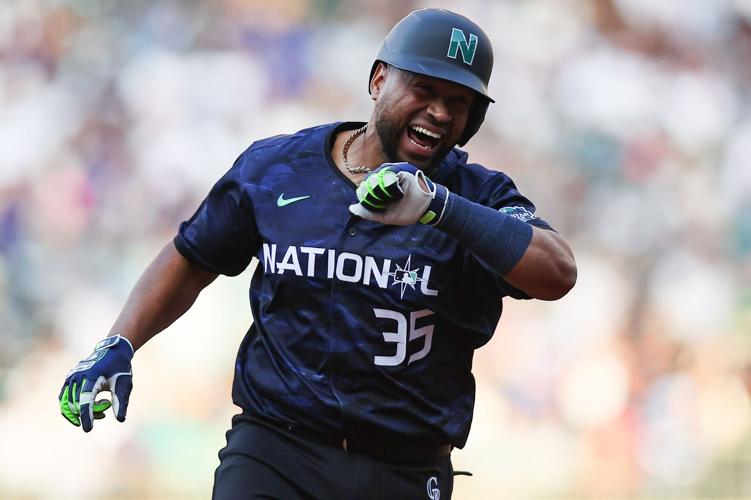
[370,62,388,100]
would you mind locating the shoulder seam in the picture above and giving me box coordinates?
[247,134,300,154]
[246,124,332,154]
[456,164,508,201]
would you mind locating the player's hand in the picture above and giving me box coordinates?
[354,163,404,211]
[349,162,449,226]
[58,335,134,432]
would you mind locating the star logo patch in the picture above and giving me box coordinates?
[389,255,425,299]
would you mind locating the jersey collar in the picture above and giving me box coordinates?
[324,121,465,185]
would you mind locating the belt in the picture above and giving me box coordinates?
[269,419,452,464]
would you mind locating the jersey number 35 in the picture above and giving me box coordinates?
[373,308,434,367]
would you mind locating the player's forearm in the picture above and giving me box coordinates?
[437,194,576,300]
[109,241,218,351]
[502,226,577,300]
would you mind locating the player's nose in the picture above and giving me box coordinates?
[426,98,451,124]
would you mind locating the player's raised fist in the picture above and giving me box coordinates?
[350,162,449,226]
[355,164,405,211]
[58,335,134,432]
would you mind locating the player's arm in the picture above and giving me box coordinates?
[350,163,577,300]
[490,224,575,301]
[111,240,218,351]
[424,190,577,301]
[58,241,217,432]
[59,147,257,432]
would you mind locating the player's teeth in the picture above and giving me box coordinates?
[411,126,441,139]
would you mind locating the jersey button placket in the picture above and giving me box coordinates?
[328,214,361,431]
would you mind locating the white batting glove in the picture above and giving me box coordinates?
[349,163,449,226]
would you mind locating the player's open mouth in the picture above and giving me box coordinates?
[406,125,442,155]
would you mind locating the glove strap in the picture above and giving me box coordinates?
[94,334,135,357]
[419,179,450,226]
[67,335,133,377]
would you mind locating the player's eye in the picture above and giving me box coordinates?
[413,82,431,95]
[450,98,470,111]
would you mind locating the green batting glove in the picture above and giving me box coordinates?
[59,383,112,426]
[59,335,134,432]
[350,162,450,226]
[356,164,404,211]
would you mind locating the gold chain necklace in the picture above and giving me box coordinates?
[342,125,371,174]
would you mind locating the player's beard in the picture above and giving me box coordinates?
[374,112,451,174]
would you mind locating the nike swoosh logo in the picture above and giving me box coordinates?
[277,194,311,207]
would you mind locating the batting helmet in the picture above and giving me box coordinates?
[369,9,494,146]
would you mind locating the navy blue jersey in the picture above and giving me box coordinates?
[174,122,553,448]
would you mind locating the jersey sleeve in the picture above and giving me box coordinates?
[472,171,554,299]
[474,171,554,232]
[174,150,261,276]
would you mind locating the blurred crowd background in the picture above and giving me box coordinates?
[1,0,750,498]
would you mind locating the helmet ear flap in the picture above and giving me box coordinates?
[458,97,489,147]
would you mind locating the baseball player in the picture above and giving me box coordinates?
[59,9,576,499]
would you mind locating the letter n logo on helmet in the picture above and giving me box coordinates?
[446,28,478,65]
